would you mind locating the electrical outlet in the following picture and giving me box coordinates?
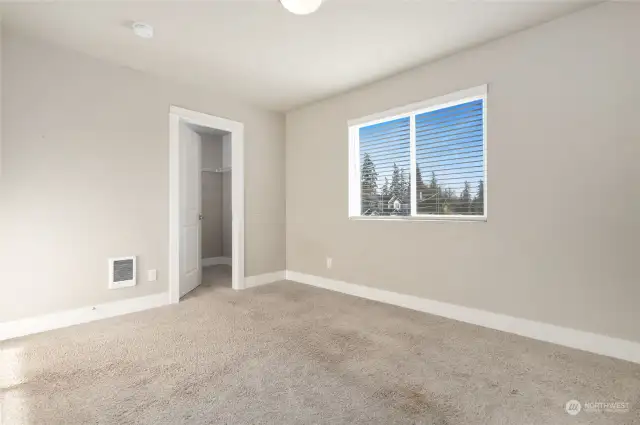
[326,257,332,269]
[147,269,157,282]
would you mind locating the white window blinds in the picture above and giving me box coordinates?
[415,99,484,216]
[359,117,411,216]
[350,86,486,220]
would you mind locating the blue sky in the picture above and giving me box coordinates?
[359,99,484,196]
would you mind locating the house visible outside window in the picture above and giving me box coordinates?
[348,85,487,221]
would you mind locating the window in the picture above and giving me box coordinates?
[349,85,487,220]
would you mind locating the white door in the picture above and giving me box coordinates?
[179,123,202,297]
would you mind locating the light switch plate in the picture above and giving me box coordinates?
[147,269,157,282]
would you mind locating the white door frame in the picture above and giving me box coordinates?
[169,106,245,302]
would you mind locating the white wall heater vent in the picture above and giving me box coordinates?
[109,256,137,289]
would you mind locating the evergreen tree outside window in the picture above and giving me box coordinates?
[358,117,410,216]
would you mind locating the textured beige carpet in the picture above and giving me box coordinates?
[1,266,639,424]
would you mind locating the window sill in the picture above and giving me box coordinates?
[349,215,487,223]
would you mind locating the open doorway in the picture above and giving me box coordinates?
[168,106,245,303]
[199,129,233,294]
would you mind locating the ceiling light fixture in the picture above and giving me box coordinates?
[280,0,323,15]
[132,22,154,39]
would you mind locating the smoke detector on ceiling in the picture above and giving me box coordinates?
[132,22,154,39]
[280,0,323,15]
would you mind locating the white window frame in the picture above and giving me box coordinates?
[348,85,487,222]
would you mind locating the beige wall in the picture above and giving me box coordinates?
[0,32,285,322]
[286,3,640,342]
[0,21,2,176]
[200,133,224,259]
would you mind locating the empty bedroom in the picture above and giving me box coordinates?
[0,1,638,424]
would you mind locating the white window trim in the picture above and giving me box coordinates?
[348,85,488,222]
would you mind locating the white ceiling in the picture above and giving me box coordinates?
[0,0,595,111]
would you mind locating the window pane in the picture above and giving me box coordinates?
[359,117,411,216]
[415,99,484,216]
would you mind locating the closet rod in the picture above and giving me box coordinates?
[201,167,232,173]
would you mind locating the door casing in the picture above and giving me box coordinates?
[169,106,245,302]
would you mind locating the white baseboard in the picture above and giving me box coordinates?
[245,270,286,289]
[0,292,170,342]
[285,271,640,364]
[202,257,232,267]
